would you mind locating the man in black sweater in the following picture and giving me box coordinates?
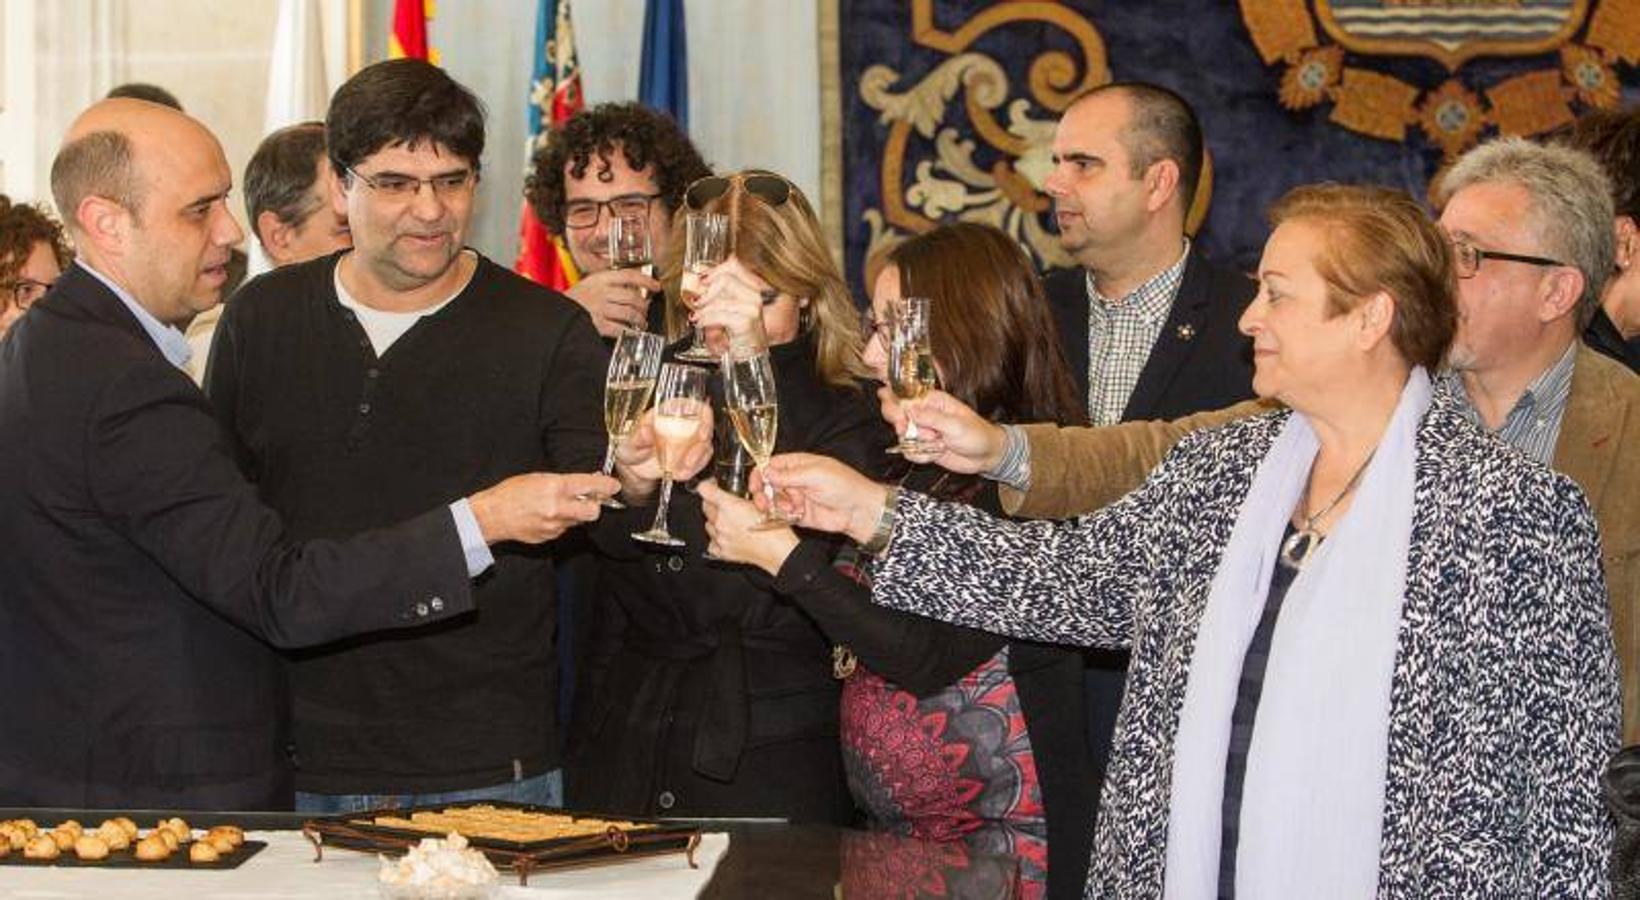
[207,59,620,812]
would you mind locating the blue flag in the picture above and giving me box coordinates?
[638,0,687,128]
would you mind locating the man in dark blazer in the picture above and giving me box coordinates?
[1038,82,1256,777]
[0,98,615,810]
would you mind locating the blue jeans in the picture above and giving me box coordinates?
[295,768,563,814]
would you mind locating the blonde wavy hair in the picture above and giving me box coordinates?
[662,170,868,389]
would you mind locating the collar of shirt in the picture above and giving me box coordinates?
[1442,340,1577,463]
[1084,238,1191,325]
[76,260,194,371]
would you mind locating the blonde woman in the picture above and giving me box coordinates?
[572,171,889,822]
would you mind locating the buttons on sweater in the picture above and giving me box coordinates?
[657,790,676,810]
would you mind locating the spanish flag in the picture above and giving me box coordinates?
[389,0,435,64]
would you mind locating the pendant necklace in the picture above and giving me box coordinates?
[1279,447,1377,569]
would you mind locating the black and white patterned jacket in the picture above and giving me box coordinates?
[872,382,1618,898]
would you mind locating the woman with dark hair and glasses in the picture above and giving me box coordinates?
[700,222,1097,900]
[0,195,71,337]
[570,170,890,823]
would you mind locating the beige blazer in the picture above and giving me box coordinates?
[1007,346,1640,739]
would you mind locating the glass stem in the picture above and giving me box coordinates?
[649,474,676,535]
[761,477,781,521]
[600,440,618,477]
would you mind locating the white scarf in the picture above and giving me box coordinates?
[1162,368,1430,899]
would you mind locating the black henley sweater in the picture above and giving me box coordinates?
[206,251,607,793]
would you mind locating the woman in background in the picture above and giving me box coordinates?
[702,222,1096,900]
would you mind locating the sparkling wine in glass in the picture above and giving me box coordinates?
[608,213,653,276]
[888,296,942,455]
[676,213,729,363]
[632,363,710,547]
[722,347,793,529]
[584,328,664,508]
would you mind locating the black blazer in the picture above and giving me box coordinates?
[0,265,475,810]
[1044,248,1257,422]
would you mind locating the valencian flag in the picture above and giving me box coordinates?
[515,0,582,291]
[389,0,434,63]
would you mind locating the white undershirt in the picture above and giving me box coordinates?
[333,251,473,356]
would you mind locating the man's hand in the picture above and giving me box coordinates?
[758,453,889,545]
[566,268,661,337]
[877,387,1009,474]
[614,406,715,501]
[468,472,620,544]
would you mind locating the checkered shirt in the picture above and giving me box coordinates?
[1085,241,1190,425]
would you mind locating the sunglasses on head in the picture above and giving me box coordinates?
[685,173,792,210]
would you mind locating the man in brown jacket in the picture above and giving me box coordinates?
[895,138,1639,741]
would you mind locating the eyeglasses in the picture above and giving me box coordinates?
[2,278,52,311]
[563,193,661,229]
[685,173,792,210]
[1451,238,1568,280]
[344,166,477,200]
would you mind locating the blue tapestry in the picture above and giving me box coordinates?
[837,0,1640,284]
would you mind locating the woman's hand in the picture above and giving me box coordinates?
[876,387,1010,473]
[699,480,800,575]
[693,257,770,353]
[757,453,890,545]
[613,406,715,502]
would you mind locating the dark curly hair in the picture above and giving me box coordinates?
[524,102,711,234]
[0,195,72,283]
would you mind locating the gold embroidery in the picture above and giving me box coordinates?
[1244,0,1637,162]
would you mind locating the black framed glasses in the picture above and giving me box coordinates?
[1451,238,1567,280]
[563,193,661,229]
[2,278,52,311]
[685,173,792,210]
[344,166,477,200]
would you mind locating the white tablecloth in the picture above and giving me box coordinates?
[0,830,729,899]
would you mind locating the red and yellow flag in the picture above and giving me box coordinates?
[389,0,437,64]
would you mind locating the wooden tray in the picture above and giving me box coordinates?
[302,801,700,886]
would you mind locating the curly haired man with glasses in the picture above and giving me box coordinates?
[0,195,72,337]
[526,102,711,337]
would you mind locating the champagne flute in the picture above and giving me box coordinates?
[632,363,710,546]
[583,328,665,508]
[700,379,755,563]
[721,346,793,529]
[608,213,653,276]
[676,213,729,363]
[888,296,942,455]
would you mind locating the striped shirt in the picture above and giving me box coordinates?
[1445,342,1577,465]
[1085,241,1190,425]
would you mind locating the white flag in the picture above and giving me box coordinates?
[263,0,335,134]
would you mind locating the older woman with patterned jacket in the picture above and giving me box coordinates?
[758,184,1619,897]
